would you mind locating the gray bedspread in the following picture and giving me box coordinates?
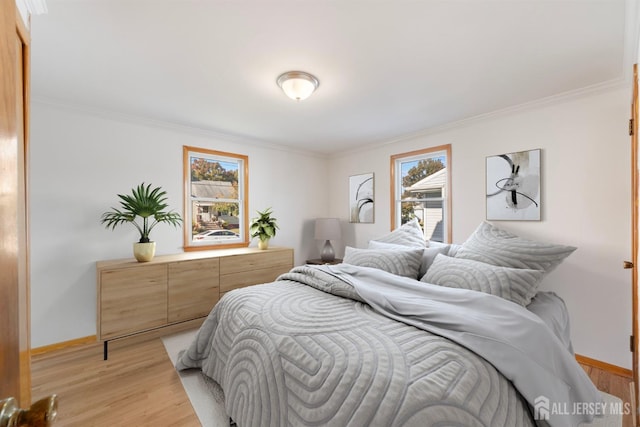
[527,291,574,354]
[177,264,599,427]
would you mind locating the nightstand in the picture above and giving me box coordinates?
[306,258,343,265]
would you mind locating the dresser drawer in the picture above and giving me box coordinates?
[220,264,292,294]
[168,258,220,323]
[99,264,168,340]
[219,249,292,275]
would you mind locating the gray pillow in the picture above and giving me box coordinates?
[455,221,576,274]
[344,246,423,279]
[422,254,544,306]
[373,218,426,248]
[368,240,448,278]
[427,240,463,257]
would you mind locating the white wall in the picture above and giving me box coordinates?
[29,102,329,348]
[328,87,633,369]
[30,87,634,368]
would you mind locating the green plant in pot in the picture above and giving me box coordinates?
[249,208,279,250]
[101,183,182,262]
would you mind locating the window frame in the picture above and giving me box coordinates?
[390,144,452,243]
[183,145,249,251]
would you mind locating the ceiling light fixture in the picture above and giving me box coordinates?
[276,71,319,101]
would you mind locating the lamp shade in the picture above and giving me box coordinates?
[315,218,341,241]
[277,71,319,101]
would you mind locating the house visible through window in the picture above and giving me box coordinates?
[390,144,452,243]
[183,146,248,250]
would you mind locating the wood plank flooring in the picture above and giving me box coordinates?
[31,337,200,427]
[32,334,636,427]
[580,364,635,427]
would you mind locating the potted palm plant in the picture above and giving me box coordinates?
[249,208,279,250]
[101,183,182,262]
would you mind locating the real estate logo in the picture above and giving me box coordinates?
[534,396,550,420]
[533,395,631,420]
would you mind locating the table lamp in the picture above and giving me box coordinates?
[315,218,341,262]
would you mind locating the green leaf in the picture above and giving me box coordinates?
[249,208,278,241]
[101,182,183,241]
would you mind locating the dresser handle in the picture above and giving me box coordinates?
[624,261,634,269]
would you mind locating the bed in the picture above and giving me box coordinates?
[177,221,602,427]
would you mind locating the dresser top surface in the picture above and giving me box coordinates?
[96,246,293,270]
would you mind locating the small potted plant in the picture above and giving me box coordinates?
[249,208,279,250]
[101,183,182,262]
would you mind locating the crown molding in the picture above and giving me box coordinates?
[330,77,630,159]
[32,97,329,159]
[34,74,628,163]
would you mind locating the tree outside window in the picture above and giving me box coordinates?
[391,145,451,243]
[183,146,248,250]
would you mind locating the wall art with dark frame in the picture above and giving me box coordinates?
[349,172,374,223]
[486,148,540,221]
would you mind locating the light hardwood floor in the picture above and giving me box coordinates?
[31,336,200,427]
[580,364,635,427]
[32,334,635,427]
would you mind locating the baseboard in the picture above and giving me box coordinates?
[31,335,97,356]
[31,318,207,359]
[576,353,633,379]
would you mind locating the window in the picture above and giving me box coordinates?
[183,146,248,250]
[390,144,452,243]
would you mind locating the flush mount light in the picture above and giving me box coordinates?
[276,71,319,101]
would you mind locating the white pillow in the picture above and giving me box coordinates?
[343,246,423,279]
[455,222,576,274]
[422,254,544,306]
[373,218,426,248]
[368,240,448,278]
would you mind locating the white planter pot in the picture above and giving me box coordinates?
[133,242,156,262]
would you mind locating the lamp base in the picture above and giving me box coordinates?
[320,240,335,262]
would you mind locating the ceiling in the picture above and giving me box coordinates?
[30,0,636,155]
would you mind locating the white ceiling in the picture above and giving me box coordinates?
[31,0,636,155]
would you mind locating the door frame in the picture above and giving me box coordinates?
[16,4,31,407]
[0,0,32,406]
[631,63,639,424]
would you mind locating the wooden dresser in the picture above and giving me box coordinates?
[96,247,293,358]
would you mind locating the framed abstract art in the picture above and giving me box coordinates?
[486,149,541,221]
[349,173,374,223]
